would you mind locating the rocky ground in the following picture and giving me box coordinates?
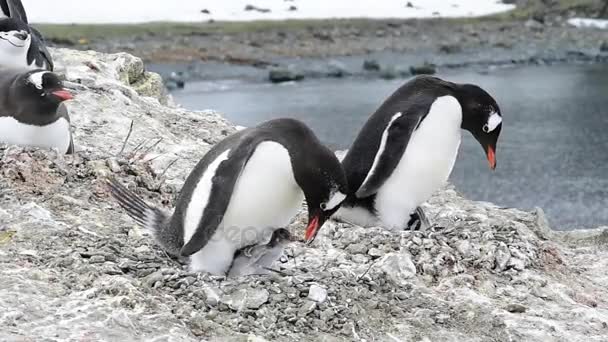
[1,48,608,341]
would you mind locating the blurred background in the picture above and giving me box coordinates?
[25,0,608,230]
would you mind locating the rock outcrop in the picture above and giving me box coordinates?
[1,48,608,342]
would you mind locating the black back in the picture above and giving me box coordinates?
[176,118,346,257]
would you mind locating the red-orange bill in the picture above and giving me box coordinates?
[487,147,496,170]
[304,215,320,243]
[52,90,74,101]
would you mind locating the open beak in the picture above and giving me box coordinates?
[486,146,496,170]
[52,89,74,101]
[305,214,324,245]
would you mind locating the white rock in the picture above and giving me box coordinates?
[308,284,328,303]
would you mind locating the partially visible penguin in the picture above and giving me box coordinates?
[335,75,502,230]
[0,0,53,70]
[107,118,348,275]
[0,68,74,154]
[227,228,294,278]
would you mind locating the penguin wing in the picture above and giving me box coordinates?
[4,0,27,22]
[355,113,423,198]
[180,138,259,257]
[32,34,54,71]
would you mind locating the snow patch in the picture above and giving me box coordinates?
[568,18,608,30]
[22,0,515,24]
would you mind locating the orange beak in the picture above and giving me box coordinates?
[487,146,496,170]
[304,215,320,244]
[52,89,74,101]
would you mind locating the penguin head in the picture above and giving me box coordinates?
[0,18,30,48]
[457,84,502,170]
[294,146,348,245]
[268,228,295,247]
[18,70,73,111]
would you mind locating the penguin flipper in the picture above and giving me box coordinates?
[34,35,54,71]
[4,0,28,23]
[180,138,259,257]
[355,114,421,198]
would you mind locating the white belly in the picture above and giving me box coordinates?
[189,141,303,274]
[0,117,71,154]
[375,96,462,229]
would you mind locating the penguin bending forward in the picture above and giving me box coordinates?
[0,68,74,154]
[335,75,502,230]
[108,118,348,275]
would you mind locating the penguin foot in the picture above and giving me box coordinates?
[406,207,431,231]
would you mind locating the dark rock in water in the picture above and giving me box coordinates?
[288,5,297,11]
[439,43,462,54]
[410,63,437,75]
[600,41,608,52]
[166,71,186,90]
[379,67,399,80]
[201,9,211,14]
[268,68,304,83]
[327,60,349,78]
[406,2,414,8]
[244,4,271,13]
[363,59,381,71]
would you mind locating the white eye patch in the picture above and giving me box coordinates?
[323,191,347,211]
[485,112,502,132]
[27,71,49,90]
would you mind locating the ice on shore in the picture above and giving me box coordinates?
[23,0,515,24]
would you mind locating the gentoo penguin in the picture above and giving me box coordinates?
[335,75,502,230]
[0,68,74,154]
[227,228,294,278]
[107,118,348,275]
[0,0,53,70]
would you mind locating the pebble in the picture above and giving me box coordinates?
[308,284,328,303]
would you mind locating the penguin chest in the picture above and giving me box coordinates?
[221,141,304,249]
[0,117,71,154]
[375,96,462,229]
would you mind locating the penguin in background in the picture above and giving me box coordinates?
[0,0,53,70]
[335,75,502,230]
[0,68,74,154]
[108,118,348,276]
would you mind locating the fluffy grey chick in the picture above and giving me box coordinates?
[227,228,294,278]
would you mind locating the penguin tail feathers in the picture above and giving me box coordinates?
[106,178,169,240]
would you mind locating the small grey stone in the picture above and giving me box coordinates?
[89,255,105,264]
[505,303,527,313]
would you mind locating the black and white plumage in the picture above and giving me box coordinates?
[0,68,74,154]
[108,118,348,275]
[335,75,502,230]
[0,0,53,70]
[227,228,294,278]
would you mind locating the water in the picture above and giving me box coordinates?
[172,64,608,230]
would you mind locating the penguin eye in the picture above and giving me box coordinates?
[482,124,490,133]
[320,202,328,210]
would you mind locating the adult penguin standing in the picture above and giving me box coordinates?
[335,75,502,230]
[108,118,348,275]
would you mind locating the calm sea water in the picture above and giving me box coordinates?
[171,64,608,230]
